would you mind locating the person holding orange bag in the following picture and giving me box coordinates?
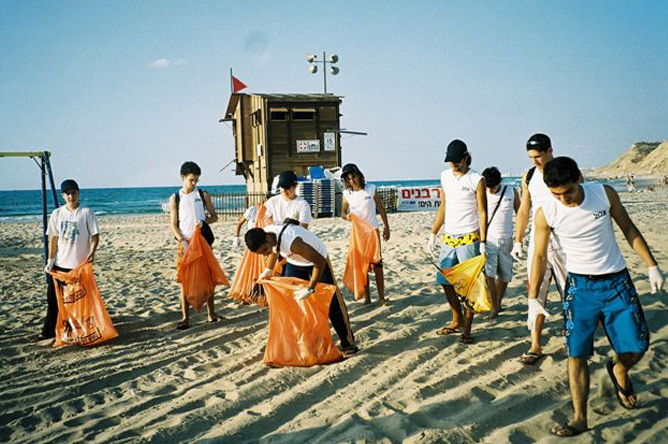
[340,163,390,305]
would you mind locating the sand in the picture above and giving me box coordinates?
[1,189,667,443]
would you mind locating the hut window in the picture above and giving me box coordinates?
[270,109,288,121]
[251,110,262,126]
[292,108,316,120]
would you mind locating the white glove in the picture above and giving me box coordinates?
[232,236,241,249]
[511,241,523,261]
[479,241,486,256]
[258,268,272,280]
[527,298,549,331]
[294,287,315,301]
[426,233,436,258]
[44,258,55,273]
[649,265,664,293]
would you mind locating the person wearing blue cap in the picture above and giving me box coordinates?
[37,179,100,342]
[427,140,488,344]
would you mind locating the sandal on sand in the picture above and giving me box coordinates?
[176,319,190,330]
[606,359,637,409]
[436,326,461,336]
[341,345,359,358]
[550,422,588,437]
[460,334,474,345]
[520,351,543,365]
[208,315,220,323]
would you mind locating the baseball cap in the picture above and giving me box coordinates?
[60,179,79,193]
[277,170,298,189]
[341,163,361,177]
[444,139,468,163]
[526,133,551,151]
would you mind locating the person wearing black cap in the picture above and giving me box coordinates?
[38,179,100,341]
[512,133,567,365]
[264,171,313,228]
[427,140,487,344]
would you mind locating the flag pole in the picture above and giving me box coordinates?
[230,68,233,93]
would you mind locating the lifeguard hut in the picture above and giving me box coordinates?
[221,93,343,193]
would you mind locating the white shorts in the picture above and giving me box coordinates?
[484,237,513,282]
[527,236,567,306]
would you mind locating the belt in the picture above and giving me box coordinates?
[570,268,628,280]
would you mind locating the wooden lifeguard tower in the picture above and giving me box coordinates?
[221,93,343,193]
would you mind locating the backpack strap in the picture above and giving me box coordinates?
[525,166,536,186]
[276,219,299,260]
[488,185,508,225]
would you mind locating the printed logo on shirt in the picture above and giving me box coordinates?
[461,186,472,192]
[593,210,607,220]
[60,221,80,244]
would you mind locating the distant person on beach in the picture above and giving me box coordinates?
[626,174,636,192]
[232,193,272,249]
[341,163,391,305]
[169,161,219,330]
[528,157,664,437]
[245,224,359,357]
[39,179,100,341]
[264,171,312,228]
[427,139,487,344]
[511,133,567,365]
[481,167,519,318]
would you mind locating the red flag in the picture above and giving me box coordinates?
[232,75,247,93]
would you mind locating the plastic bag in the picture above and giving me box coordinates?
[50,262,118,347]
[262,277,343,367]
[442,255,492,313]
[176,225,230,311]
[342,214,381,299]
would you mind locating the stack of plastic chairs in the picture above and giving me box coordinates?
[297,180,317,217]
[314,178,335,217]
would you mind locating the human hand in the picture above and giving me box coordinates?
[294,287,315,301]
[479,241,486,256]
[232,236,241,249]
[86,252,95,264]
[426,233,436,258]
[649,265,664,293]
[511,241,523,261]
[196,220,203,228]
[383,226,390,241]
[258,267,272,280]
[44,258,55,274]
[527,298,549,331]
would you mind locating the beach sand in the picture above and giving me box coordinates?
[1,189,667,443]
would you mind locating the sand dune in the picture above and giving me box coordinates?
[1,190,667,443]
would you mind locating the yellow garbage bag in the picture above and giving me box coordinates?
[441,255,492,313]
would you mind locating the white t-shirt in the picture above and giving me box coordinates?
[178,188,206,241]
[486,185,515,242]
[46,206,100,269]
[441,168,483,235]
[541,183,626,275]
[343,184,379,228]
[264,195,313,226]
[244,205,260,230]
[264,224,328,267]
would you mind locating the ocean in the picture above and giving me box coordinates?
[0,177,644,222]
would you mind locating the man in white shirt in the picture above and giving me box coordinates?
[264,171,313,228]
[245,224,358,357]
[529,157,664,437]
[427,140,487,344]
[39,179,100,341]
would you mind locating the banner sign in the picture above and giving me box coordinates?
[397,186,442,212]
[296,139,320,153]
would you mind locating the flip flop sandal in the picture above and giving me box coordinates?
[460,334,474,344]
[176,319,190,330]
[436,326,461,336]
[550,422,588,437]
[341,345,359,358]
[208,316,220,323]
[520,351,543,365]
[606,360,637,409]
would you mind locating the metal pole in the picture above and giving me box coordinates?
[40,156,49,278]
[44,152,60,210]
[322,51,327,94]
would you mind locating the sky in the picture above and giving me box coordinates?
[1,0,666,190]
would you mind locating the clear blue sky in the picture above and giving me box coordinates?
[1,0,666,190]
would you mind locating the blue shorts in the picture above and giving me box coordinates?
[436,237,481,286]
[563,269,649,358]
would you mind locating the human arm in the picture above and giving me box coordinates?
[169,194,184,243]
[513,174,532,259]
[45,235,58,272]
[298,200,312,229]
[202,191,218,225]
[341,196,351,221]
[527,209,551,329]
[290,237,327,291]
[427,188,446,254]
[374,193,390,241]
[86,234,100,263]
[476,178,488,250]
[513,188,521,213]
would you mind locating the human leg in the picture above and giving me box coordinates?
[373,262,386,304]
[550,357,589,436]
[41,274,59,338]
[177,288,190,329]
[496,279,509,307]
[485,276,499,318]
[206,294,218,322]
[436,243,463,333]
[322,262,356,350]
[483,241,500,317]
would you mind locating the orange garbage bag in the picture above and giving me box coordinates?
[228,205,276,306]
[50,262,118,347]
[441,255,492,313]
[262,277,343,367]
[176,225,230,311]
[342,214,381,299]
